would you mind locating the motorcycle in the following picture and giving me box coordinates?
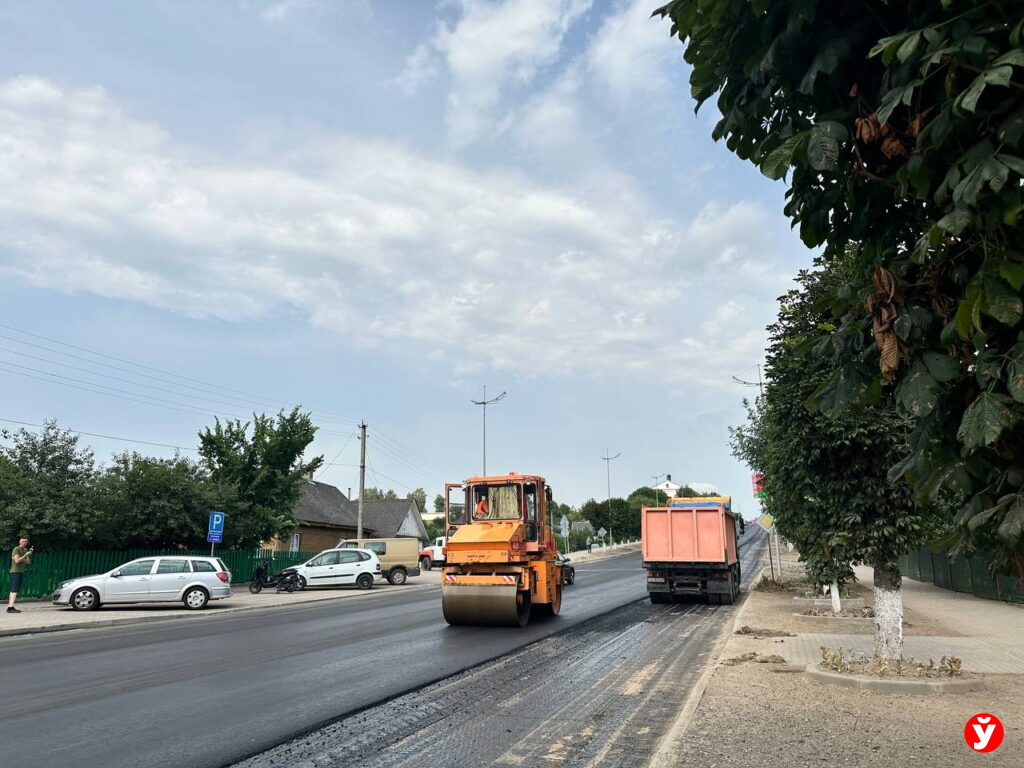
[249,564,302,594]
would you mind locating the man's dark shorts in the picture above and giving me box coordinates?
[9,572,24,592]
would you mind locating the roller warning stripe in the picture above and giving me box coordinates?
[502,575,516,584]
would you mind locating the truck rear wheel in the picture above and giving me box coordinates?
[420,556,432,571]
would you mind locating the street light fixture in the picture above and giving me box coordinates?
[471,386,506,476]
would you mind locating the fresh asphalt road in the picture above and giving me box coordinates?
[0,550,649,768]
[0,530,762,768]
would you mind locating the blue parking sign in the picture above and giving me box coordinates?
[208,511,225,534]
[207,531,223,543]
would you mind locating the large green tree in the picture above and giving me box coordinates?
[655,0,1024,580]
[731,267,942,656]
[90,453,231,549]
[198,407,322,548]
[0,421,97,549]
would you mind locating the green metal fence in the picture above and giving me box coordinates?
[1,548,320,600]
[899,546,1024,605]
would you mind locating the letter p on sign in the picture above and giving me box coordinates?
[964,713,1003,753]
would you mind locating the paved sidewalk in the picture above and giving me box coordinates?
[778,564,1024,673]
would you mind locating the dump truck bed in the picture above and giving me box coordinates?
[641,499,738,565]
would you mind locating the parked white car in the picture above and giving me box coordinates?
[291,548,381,589]
[52,556,232,611]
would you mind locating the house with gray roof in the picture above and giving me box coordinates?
[272,480,377,553]
[355,498,430,543]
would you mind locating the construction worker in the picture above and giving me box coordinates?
[473,495,489,520]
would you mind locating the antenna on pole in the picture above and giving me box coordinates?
[471,386,507,476]
[731,364,764,396]
[651,472,665,506]
[601,449,621,545]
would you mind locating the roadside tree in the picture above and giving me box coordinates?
[731,268,942,658]
[0,421,97,549]
[656,0,1024,655]
[198,407,322,548]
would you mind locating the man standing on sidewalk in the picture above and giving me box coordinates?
[8,536,31,613]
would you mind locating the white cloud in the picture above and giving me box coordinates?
[0,76,797,382]
[406,0,592,144]
[585,0,679,100]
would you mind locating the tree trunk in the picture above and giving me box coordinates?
[830,578,842,614]
[872,559,903,661]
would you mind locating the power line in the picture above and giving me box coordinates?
[0,323,362,426]
[0,417,199,452]
[316,428,358,480]
[371,427,455,477]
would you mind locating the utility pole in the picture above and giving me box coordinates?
[601,449,621,545]
[651,472,665,506]
[471,386,506,476]
[357,421,367,540]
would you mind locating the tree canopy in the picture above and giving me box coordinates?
[656,0,1024,576]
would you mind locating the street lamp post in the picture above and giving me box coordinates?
[601,449,620,545]
[471,386,506,476]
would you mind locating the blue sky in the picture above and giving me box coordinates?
[0,0,810,512]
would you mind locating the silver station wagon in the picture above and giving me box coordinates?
[52,556,233,610]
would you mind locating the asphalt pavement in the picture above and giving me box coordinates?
[0,548,651,768]
[233,527,768,768]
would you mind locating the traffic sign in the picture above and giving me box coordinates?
[559,515,570,539]
[208,511,225,550]
[597,527,607,538]
[757,513,775,532]
[208,511,225,534]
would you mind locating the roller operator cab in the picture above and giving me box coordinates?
[441,473,562,627]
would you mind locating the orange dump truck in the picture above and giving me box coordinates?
[641,496,741,605]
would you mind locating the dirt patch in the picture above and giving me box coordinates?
[818,647,972,679]
[721,652,788,666]
[801,607,875,618]
[735,625,796,638]
[672,657,1022,767]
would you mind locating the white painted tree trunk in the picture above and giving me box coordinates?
[830,578,842,613]
[873,561,903,660]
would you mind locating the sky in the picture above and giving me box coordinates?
[0,0,811,514]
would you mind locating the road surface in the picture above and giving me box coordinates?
[233,528,767,767]
[0,529,765,768]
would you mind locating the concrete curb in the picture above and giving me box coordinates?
[792,612,873,627]
[647,561,769,768]
[805,665,985,694]
[0,581,439,639]
[792,596,865,610]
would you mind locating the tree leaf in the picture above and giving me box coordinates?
[896,364,940,417]
[1007,342,1024,403]
[996,496,1024,544]
[958,73,987,113]
[982,275,1024,325]
[869,33,911,64]
[985,65,1014,87]
[760,131,809,180]
[808,133,839,171]
[1000,260,1024,291]
[937,209,971,235]
[957,392,1018,449]
[999,155,1024,176]
[922,351,961,383]
[994,49,1024,68]
[897,30,922,63]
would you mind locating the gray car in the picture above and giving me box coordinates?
[52,556,232,611]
